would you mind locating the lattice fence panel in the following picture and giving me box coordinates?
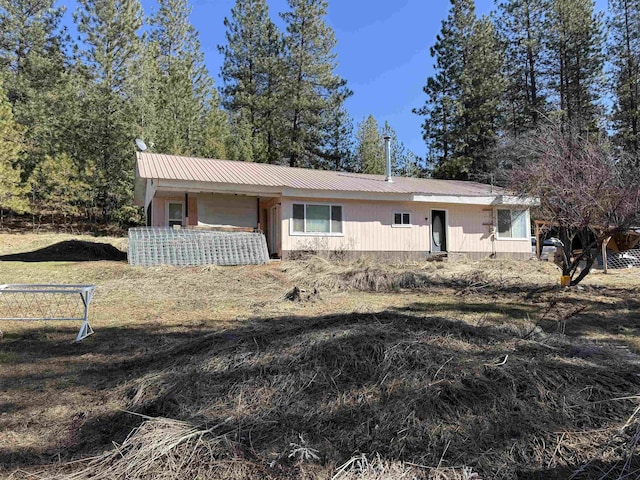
[128,227,270,267]
[606,248,640,269]
[0,287,86,320]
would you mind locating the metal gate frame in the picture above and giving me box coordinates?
[0,284,96,342]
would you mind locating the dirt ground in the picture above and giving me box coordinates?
[1,233,639,479]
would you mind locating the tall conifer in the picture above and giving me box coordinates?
[0,0,70,174]
[356,115,384,175]
[545,0,604,130]
[495,0,548,134]
[149,0,218,156]
[609,0,640,153]
[416,0,504,179]
[75,0,143,217]
[281,0,351,168]
[220,0,284,163]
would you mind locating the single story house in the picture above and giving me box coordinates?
[133,152,536,261]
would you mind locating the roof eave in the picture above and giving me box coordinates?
[412,194,539,206]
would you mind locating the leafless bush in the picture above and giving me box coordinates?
[509,122,640,285]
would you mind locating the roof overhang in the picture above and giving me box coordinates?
[412,194,539,206]
[134,174,539,207]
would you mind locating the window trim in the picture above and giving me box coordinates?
[290,202,345,237]
[166,200,185,227]
[392,211,412,228]
[495,208,530,240]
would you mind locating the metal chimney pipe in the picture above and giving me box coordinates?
[384,135,393,182]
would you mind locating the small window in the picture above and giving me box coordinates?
[393,212,411,226]
[292,203,343,235]
[168,202,184,227]
[497,209,527,239]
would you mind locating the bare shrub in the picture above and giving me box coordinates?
[509,122,640,285]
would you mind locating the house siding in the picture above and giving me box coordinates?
[152,193,259,228]
[196,193,257,228]
[280,197,531,260]
[152,194,185,227]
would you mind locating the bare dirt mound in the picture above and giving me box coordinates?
[0,240,127,262]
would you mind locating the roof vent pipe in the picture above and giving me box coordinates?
[384,135,393,182]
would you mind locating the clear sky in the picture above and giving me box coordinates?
[59,0,610,160]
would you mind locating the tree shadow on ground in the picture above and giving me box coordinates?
[0,240,127,262]
[2,307,640,479]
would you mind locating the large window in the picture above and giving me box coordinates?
[292,203,343,235]
[497,209,527,239]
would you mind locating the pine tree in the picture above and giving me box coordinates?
[0,0,70,175]
[281,0,351,168]
[129,40,161,151]
[415,0,504,180]
[356,115,384,174]
[74,0,143,218]
[322,104,354,171]
[201,106,230,160]
[225,111,255,161]
[0,83,29,222]
[28,153,92,225]
[149,0,219,156]
[495,0,548,135]
[461,16,505,179]
[545,0,604,130]
[609,0,640,154]
[402,152,425,178]
[382,121,421,176]
[219,0,284,163]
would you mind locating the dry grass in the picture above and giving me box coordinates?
[284,255,559,293]
[1,234,640,479]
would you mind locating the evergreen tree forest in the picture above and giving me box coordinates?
[0,0,637,226]
[417,0,625,182]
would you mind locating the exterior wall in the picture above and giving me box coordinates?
[280,197,532,260]
[259,197,282,257]
[151,193,258,228]
[151,192,532,260]
[151,194,186,227]
[197,193,257,228]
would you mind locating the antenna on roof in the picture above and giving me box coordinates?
[135,138,148,152]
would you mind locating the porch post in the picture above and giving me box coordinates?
[602,236,612,274]
[184,193,189,226]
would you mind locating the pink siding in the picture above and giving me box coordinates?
[151,194,185,226]
[197,193,257,228]
[443,204,531,255]
[280,197,531,255]
[152,193,260,228]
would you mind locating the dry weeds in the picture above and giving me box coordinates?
[1,234,640,480]
[284,255,558,294]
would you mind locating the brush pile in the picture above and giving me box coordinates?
[50,306,640,479]
[284,256,556,294]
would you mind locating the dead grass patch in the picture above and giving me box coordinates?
[1,234,640,479]
[284,256,558,295]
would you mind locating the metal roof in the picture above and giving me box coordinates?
[136,152,508,196]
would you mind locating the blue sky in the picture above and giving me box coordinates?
[59,0,609,159]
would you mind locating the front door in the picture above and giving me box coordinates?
[269,205,280,257]
[431,210,447,253]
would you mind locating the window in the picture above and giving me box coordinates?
[393,212,411,227]
[497,209,527,239]
[292,203,343,235]
[167,202,184,227]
